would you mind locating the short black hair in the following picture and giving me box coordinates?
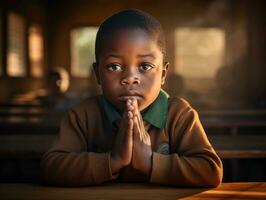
[95,9,166,63]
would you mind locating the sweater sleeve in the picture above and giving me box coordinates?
[40,109,114,186]
[150,107,223,187]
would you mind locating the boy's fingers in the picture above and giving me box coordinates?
[143,132,151,146]
[133,99,146,136]
[132,98,139,111]
[128,118,133,134]
[126,110,134,133]
[119,101,133,135]
[133,115,143,141]
[127,99,133,110]
[132,100,141,121]
[131,97,148,141]
[128,110,133,119]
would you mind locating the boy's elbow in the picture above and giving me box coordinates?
[40,154,102,187]
[205,162,223,187]
[40,155,72,186]
[40,159,58,186]
[206,173,222,188]
[205,151,223,187]
[214,164,223,186]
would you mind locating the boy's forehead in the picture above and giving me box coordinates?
[105,28,152,44]
[100,29,160,58]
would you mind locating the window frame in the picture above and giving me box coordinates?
[174,26,226,79]
[173,25,226,100]
[0,9,45,79]
[28,24,45,78]
[70,26,98,78]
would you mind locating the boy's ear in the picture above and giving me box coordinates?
[93,62,101,85]
[161,61,169,85]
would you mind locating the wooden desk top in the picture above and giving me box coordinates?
[0,182,265,200]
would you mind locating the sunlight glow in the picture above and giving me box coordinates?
[175,28,225,78]
[29,25,44,77]
[201,190,266,198]
[7,12,26,77]
[70,27,98,77]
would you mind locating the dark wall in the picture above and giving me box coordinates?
[0,0,265,108]
[46,0,266,108]
[0,0,48,101]
[247,1,266,107]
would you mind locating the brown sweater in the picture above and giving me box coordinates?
[41,96,223,187]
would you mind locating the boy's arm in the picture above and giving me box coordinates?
[110,100,134,175]
[150,108,223,187]
[41,109,115,186]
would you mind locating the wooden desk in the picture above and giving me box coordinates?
[0,182,265,200]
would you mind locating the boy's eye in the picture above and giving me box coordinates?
[139,63,154,71]
[107,64,122,71]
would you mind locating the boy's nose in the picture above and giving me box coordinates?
[121,76,140,85]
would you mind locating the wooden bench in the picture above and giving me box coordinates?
[0,133,265,182]
[0,134,265,159]
[199,109,266,135]
[209,135,266,159]
[0,108,265,164]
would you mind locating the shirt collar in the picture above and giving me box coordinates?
[101,89,169,129]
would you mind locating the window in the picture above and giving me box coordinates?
[70,27,98,77]
[29,25,44,77]
[7,12,26,77]
[175,28,225,79]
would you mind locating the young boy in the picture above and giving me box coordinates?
[41,9,223,187]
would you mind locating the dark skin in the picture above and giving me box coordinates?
[93,28,169,177]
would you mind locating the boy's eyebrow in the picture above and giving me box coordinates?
[104,54,122,60]
[104,53,156,60]
[137,53,156,59]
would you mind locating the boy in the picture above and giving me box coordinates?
[41,9,222,187]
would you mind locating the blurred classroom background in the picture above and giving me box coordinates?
[0,0,265,183]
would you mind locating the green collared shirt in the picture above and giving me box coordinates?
[101,89,169,129]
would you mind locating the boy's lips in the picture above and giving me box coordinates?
[118,92,143,101]
[118,95,143,101]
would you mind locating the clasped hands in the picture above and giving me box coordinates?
[110,98,152,177]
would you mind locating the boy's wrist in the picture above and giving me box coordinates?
[143,152,153,177]
[110,154,126,174]
[148,152,153,179]
[133,151,152,177]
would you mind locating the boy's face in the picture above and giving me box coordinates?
[94,28,168,112]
